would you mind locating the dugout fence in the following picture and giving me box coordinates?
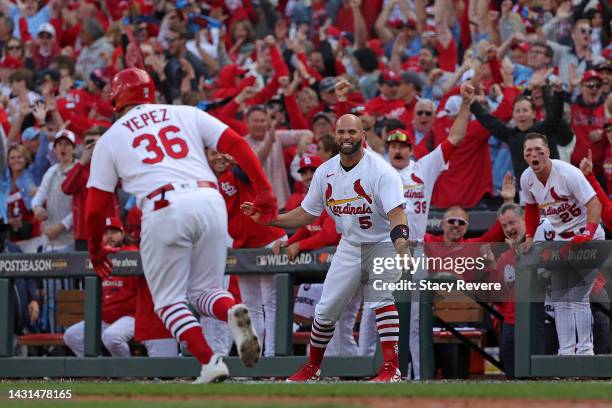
[1,240,611,379]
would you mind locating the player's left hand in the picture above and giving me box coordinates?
[89,245,120,279]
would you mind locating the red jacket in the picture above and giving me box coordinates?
[102,270,138,324]
[61,163,119,241]
[284,192,305,212]
[570,99,608,173]
[424,220,506,281]
[431,87,517,208]
[365,96,405,118]
[218,166,286,248]
[585,173,612,230]
[286,211,341,251]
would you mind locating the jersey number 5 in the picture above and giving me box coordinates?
[133,125,189,164]
[358,216,372,229]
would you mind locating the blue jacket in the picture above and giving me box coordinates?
[0,135,50,221]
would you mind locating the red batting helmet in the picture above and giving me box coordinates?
[110,68,155,112]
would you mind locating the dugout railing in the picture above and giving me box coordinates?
[0,248,385,379]
[1,240,611,379]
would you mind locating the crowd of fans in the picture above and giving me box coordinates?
[1,0,611,378]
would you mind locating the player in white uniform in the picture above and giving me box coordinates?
[85,68,275,383]
[379,83,474,379]
[520,132,603,355]
[242,114,410,382]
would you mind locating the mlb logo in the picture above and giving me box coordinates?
[256,256,267,266]
[105,217,112,226]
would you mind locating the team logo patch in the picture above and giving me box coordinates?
[325,180,374,216]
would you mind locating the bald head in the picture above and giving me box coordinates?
[335,114,365,157]
[336,114,363,130]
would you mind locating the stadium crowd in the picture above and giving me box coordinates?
[2,0,611,380]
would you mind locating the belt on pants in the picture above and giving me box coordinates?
[559,227,585,239]
[145,180,218,211]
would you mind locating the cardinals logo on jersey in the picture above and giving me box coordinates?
[353,179,372,204]
[325,179,373,216]
[550,187,568,203]
[404,173,425,198]
[411,173,424,185]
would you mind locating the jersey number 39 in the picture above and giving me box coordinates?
[133,125,189,164]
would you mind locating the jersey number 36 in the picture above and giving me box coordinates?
[133,125,189,164]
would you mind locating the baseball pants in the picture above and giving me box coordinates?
[140,188,228,314]
[315,239,400,329]
[238,236,286,357]
[199,275,232,355]
[64,316,134,357]
[358,307,377,356]
[550,227,604,355]
[408,244,427,380]
[295,284,361,356]
[143,339,179,357]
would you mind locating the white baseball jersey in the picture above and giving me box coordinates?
[301,149,404,244]
[520,159,595,235]
[87,104,227,197]
[396,145,448,241]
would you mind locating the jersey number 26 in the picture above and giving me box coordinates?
[133,125,189,164]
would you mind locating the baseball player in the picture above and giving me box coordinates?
[64,217,138,357]
[243,114,410,382]
[520,132,604,355]
[85,68,275,383]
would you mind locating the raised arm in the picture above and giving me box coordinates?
[351,0,367,49]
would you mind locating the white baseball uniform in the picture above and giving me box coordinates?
[520,159,604,355]
[387,144,449,378]
[87,104,230,313]
[301,149,405,324]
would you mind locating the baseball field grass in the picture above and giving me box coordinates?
[2,381,612,408]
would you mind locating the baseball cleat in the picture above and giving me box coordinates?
[370,362,402,383]
[193,354,229,384]
[285,363,321,383]
[228,303,261,368]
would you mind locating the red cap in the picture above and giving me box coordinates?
[386,128,415,145]
[105,217,124,232]
[602,48,612,61]
[382,69,400,83]
[511,42,531,52]
[298,155,323,173]
[367,39,384,57]
[582,70,603,83]
[327,26,341,38]
[0,56,23,69]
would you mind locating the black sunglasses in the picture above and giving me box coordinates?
[584,83,602,90]
[445,217,468,226]
[7,45,21,50]
[416,110,433,117]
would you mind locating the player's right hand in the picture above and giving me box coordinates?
[89,246,120,279]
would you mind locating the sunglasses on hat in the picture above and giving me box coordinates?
[445,217,468,226]
[387,130,412,144]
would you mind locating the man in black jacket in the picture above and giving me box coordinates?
[469,74,570,178]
